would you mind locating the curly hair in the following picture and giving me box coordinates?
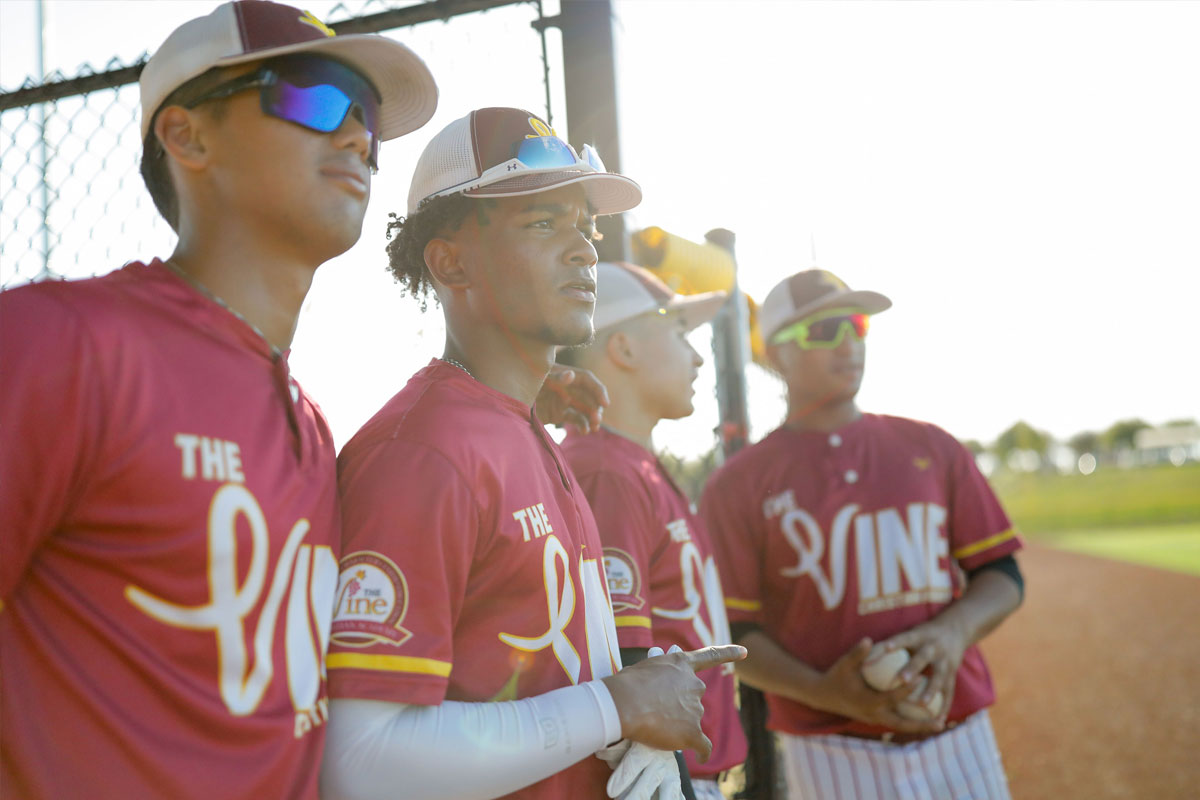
[384,193,482,311]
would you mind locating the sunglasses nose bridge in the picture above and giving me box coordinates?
[834,319,866,350]
[330,102,377,169]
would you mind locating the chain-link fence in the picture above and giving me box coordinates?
[0,0,555,290]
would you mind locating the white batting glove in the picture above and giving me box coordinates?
[595,646,686,800]
[604,741,682,800]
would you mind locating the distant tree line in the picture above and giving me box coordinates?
[960,417,1197,467]
[660,417,1198,501]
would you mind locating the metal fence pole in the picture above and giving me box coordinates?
[35,0,51,278]
[555,0,628,263]
[706,228,750,459]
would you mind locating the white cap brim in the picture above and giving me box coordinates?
[669,290,728,331]
[463,170,642,217]
[766,289,892,340]
[594,285,727,333]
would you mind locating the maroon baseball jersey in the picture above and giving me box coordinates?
[329,361,622,799]
[0,261,340,799]
[701,413,1022,736]
[562,427,748,778]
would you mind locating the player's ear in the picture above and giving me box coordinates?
[424,237,469,290]
[155,106,210,173]
[605,328,638,372]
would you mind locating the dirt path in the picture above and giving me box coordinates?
[982,544,1200,799]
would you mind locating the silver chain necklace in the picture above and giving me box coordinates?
[440,356,474,379]
[162,259,283,360]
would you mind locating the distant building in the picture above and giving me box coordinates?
[1134,425,1200,466]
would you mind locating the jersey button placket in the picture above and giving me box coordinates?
[828,431,858,485]
[272,355,305,462]
[529,411,571,490]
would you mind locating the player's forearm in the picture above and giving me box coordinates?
[320,682,621,800]
[936,569,1023,648]
[734,629,830,710]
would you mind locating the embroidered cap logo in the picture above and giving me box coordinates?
[297,9,336,37]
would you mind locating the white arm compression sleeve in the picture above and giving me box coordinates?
[320,681,623,800]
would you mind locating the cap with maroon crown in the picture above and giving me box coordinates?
[406,107,641,216]
[759,269,891,340]
[140,0,437,142]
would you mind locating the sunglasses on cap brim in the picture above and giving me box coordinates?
[183,54,382,170]
[430,136,607,200]
[770,307,870,350]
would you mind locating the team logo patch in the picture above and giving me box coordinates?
[330,551,411,648]
[603,547,644,612]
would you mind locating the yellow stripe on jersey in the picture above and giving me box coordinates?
[614,615,652,628]
[724,597,762,611]
[953,528,1019,560]
[327,652,453,677]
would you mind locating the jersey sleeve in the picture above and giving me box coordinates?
[700,467,764,627]
[0,286,106,601]
[941,434,1023,571]
[576,469,658,649]
[328,436,480,706]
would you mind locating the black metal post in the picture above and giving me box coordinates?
[555,0,627,262]
[708,227,778,798]
[705,229,750,458]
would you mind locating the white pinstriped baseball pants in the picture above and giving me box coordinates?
[691,777,724,796]
[778,710,1012,800]
[690,778,727,800]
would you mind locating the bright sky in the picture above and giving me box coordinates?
[2,0,1197,459]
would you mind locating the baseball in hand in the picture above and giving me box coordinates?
[896,676,945,721]
[860,647,910,691]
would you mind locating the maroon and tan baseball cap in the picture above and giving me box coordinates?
[593,262,726,333]
[139,0,437,141]
[406,107,642,215]
[759,269,891,340]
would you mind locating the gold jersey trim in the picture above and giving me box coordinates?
[724,597,762,611]
[327,652,452,677]
[614,615,652,628]
[953,528,1018,560]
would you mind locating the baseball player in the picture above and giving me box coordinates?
[558,261,749,800]
[320,108,746,800]
[0,2,438,797]
[701,270,1025,800]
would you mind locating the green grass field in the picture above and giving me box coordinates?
[1038,522,1200,577]
[990,462,1200,533]
[986,461,1200,576]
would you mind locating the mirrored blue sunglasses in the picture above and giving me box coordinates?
[510,136,607,173]
[184,54,382,170]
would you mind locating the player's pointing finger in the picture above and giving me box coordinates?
[683,644,747,672]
